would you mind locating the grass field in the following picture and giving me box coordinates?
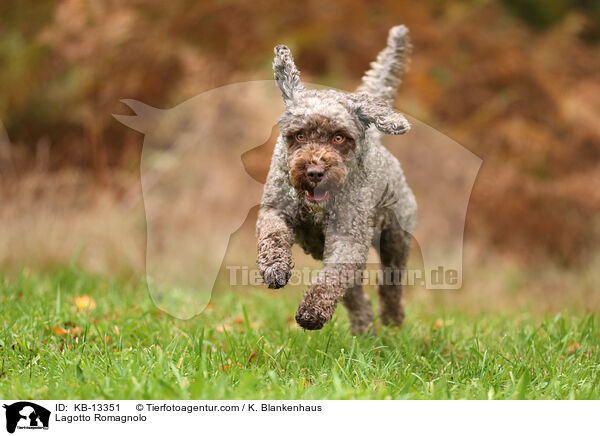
[1,267,599,400]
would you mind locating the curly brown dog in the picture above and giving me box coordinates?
[257,25,416,334]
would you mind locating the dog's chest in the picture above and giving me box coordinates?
[294,206,328,260]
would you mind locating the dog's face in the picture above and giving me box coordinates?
[286,114,352,205]
[280,97,363,206]
[272,44,411,207]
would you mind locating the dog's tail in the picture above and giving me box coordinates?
[357,25,411,107]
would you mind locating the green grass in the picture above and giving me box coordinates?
[0,267,599,399]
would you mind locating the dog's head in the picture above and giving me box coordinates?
[273,45,410,207]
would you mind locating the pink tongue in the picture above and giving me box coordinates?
[308,191,328,201]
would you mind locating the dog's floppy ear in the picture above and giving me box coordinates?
[352,95,410,135]
[273,45,304,105]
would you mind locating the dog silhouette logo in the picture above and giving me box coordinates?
[114,82,481,319]
[2,402,50,433]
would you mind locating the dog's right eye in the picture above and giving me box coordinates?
[295,133,306,142]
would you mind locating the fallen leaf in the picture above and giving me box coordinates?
[433,319,454,330]
[53,326,67,335]
[73,295,96,311]
[218,359,232,371]
[568,342,581,354]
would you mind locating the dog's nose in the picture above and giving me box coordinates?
[306,166,325,183]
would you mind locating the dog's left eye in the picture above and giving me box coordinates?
[333,134,346,143]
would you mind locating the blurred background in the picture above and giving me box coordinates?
[1,0,599,311]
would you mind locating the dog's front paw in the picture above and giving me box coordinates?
[295,301,332,330]
[262,263,291,289]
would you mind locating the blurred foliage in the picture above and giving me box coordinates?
[502,0,600,38]
[0,0,600,265]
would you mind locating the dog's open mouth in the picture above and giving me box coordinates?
[305,190,330,203]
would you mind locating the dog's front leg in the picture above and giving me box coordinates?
[296,236,369,330]
[256,206,295,289]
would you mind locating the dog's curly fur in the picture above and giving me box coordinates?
[256,25,417,334]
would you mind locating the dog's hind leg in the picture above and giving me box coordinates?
[343,284,374,335]
[377,223,411,327]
